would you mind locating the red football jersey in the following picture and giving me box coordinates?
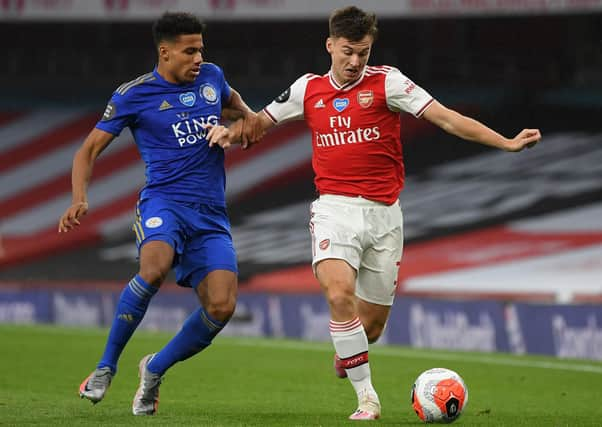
[264,65,433,205]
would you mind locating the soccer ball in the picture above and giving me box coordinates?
[411,368,468,423]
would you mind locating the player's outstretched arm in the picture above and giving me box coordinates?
[224,88,266,147]
[422,100,541,152]
[225,88,254,117]
[207,110,274,150]
[222,89,253,123]
[58,128,114,233]
[240,110,275,148]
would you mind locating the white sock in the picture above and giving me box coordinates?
[329,317,377,399]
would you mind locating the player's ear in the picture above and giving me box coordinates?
[158,43,169,62]
[326,37,334,54]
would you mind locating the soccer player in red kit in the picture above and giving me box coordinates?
[208,6,541,420]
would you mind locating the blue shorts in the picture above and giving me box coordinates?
[132,198,238,288]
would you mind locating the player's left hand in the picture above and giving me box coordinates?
[58,201,89,233]
[506,128,542,152]
[241,112,265,149]
[206,124,234,149]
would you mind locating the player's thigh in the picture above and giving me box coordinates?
[310,197,362,274]
[315,258,357,295]
[356,225,403,306]
[177,231,238,289]
[139,241,175,279]
[134,198,186,271]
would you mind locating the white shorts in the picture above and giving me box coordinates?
[309,194,404,306]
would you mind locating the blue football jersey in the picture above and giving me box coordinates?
[96,63,232,206]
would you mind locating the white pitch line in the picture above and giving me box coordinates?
[230,338,602,375]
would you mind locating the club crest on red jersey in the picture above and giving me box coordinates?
[357,90,374,108]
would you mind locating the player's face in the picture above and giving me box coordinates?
[158,33,204,84]
[326,35,373,85]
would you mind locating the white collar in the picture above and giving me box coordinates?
[327,67,366,91]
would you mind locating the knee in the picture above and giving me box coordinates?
[138,266,168,287]
[325,286,356,316]
[205,297,236,323]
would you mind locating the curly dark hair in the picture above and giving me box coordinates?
[329,6,378,42]
[152,12,205,47]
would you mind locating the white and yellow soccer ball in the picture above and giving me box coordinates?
[411,368,468,423]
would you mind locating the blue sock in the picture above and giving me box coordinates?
[147,306,226,375]
[98,275,158,373]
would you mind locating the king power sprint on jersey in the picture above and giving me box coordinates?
[171,114,219,147]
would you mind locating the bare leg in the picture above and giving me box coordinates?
[357,299,391,344]
[316,259,380,419]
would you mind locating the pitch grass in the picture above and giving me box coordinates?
[1,325,601,426]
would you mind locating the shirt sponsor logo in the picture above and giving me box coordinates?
[179,92,196,107]
[316,115,381,147]
[145,217,163,228]
[199,84,218,104]
[333,98,349,112]
[171,114,219,147]
[357,90,373,108]
[315,126,381,147]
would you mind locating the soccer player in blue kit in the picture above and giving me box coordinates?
[58,12,257,415]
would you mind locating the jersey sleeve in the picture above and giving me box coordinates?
[385,67,434,117]
[95,91,136,136]
[262,74,309,124]
[219,67,232,105]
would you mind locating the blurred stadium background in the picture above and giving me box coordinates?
[1,0,601,360]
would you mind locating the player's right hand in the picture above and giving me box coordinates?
[58,202,89,233]
[506,128,542,152]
